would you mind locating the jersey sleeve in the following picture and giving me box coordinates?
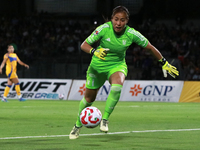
[3,54,8,60]
[127,28,148,48]
[86,23,108,45]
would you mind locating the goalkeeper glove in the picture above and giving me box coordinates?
[90,48,109,60]
[159,57,179,78]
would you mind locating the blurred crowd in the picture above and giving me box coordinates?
[0,15,93,60]
[127,18,200,80]
[0,14,200,80]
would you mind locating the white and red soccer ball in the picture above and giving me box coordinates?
[58,94,64,100]
[80,106,102,128]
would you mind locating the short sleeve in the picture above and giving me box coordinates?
[3,54,8,60]
[86,23,108,45]
[127,28,148,48]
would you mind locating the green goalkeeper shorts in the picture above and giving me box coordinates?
[86,64,127,89]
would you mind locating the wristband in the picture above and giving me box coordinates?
[90,48,96,55]
[158,57,166,65]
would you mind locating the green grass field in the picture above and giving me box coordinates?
[0,100,200,150]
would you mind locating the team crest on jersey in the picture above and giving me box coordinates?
[106,38,110,42]
[93,30,99,35]
[122,40,126,45]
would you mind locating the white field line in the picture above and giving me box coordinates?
[116,105,184,108]
[1,128,200,140]
[117,105,140,107]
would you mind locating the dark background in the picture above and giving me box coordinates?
[1,0,200,19]
[0,0,200,80]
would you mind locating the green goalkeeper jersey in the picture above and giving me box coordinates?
[86,21,148,73]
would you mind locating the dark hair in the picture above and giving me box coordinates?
[7,44,13,48]
[8,43,17,50]
[111,6,130,19]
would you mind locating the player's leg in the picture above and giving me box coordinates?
[11,78,26,101]
[77,69,106,126]
[100,71,126,133]
[75,88,99,127]
[69,88,98,140]
[69,67,106,139]
[1,78,12,102]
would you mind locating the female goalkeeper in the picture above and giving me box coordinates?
[69,6,179,139]
[0,44,29,102]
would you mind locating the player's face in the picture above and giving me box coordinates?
[7,46,14,53]
[111,12,128,34]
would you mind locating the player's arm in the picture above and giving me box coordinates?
[81,41,109,60]
[81,23,110,60]
[144,42,163,60]
[17,57,29,69]
[144,42,179,78]
[0,58,7,74]
[81,41,93,54]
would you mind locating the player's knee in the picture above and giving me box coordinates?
[7,85,12,88]
[111,84,122,92]
[15,82,20,85]
[84,96,96,103]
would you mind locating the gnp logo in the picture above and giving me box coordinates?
[129,84,173,96]
[130,84,142,96]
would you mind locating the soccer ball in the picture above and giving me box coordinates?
[58,94,64,100]
[80,106,102,128]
